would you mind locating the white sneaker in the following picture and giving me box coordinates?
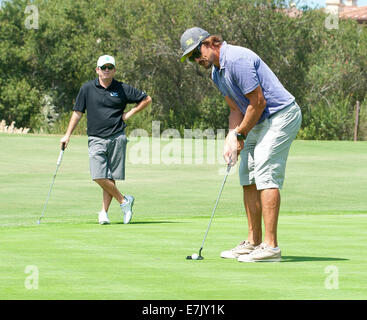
[220,240,256,259]
[120,195,134,224]
[98,211,110,225]
[238,243,281,262]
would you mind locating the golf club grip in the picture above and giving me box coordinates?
[61,142,66,151]
[56,150,64,166]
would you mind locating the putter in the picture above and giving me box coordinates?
[37,143,66,225]
[187,160,232,260]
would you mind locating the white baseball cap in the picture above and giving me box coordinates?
[97,55,115,67]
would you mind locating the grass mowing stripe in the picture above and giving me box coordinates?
[0,134,366,299]
[1,215,366,299]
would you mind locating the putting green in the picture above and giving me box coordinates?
[0,134,366,299]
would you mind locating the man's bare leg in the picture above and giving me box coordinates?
[94,179,125,208]
[243,184,262,246]
[102,189,113,212]
[260,188,280,248]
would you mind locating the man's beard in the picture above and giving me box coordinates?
[198,58,213,69]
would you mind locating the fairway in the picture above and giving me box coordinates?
[0,134,366,300]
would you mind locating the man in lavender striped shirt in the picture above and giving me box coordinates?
[180,27,302,262]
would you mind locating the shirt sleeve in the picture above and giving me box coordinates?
[230,56,260,96]
[73,85,87,113]
[122,83,148,104]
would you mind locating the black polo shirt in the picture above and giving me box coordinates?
[73,78,148,138]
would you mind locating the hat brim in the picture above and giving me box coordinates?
[98,63,116,67]
[180,44,199,62]
[180,34,210,62]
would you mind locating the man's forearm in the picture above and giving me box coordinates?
[65,111,83,137]
[60,111,82,149]
[225,96,244,131]
[236,103,264,136]
[228,108,243,131]
[124,96,152,120]
[236,85,267,136]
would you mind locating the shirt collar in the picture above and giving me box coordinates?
[95,78,116,89]
[214,41,228,73]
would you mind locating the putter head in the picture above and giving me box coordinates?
[186,255,204,260]
[186,248,204,260]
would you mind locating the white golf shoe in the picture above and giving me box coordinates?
[237,243,281,262]
[98,211,110,225]
[220,240,256,259]
[120,195,134,224]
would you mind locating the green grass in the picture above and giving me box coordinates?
[0,134,367,299]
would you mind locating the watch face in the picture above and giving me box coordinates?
[236,133,245,140]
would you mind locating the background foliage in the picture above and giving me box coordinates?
[0,0,366,139]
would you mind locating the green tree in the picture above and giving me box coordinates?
[0,0,365,139]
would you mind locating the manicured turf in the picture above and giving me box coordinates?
[0,134,366,299]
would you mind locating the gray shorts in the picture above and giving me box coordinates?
[239,102,302,190]
[88,131,128,180]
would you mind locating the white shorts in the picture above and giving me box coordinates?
[239,102,302,190]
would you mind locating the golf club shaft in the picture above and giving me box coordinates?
[199,163,232,253]
[38,144,65,223]
[39,163,61,222]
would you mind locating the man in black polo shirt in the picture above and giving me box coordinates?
[60,55,152,225]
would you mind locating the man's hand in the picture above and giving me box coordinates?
[122,111,131,121]
[224,130,240,166]
[60,135,70,149]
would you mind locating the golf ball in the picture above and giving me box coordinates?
[192,253,198,260]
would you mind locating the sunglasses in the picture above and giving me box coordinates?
[100,65,115,70]
[188,43,203,62]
